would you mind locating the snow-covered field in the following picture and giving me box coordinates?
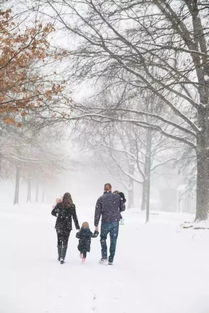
[1,204,209,313]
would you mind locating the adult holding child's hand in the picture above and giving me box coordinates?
[94,183,125,265]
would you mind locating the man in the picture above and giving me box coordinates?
[94,183,125,265]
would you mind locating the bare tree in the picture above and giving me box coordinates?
[38,0,209,221]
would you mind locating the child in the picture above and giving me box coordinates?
[113,190,126,225]
[76,222,99,262]
[52,197,62,209]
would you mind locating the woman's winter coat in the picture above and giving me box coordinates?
[51,203,80,232]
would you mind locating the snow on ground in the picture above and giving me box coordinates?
[0,204,209,313]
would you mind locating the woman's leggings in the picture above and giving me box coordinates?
[57,230,71,247]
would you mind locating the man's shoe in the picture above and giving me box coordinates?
[60,258,64,264]
[108,261,113,265]
[99,258,107,264]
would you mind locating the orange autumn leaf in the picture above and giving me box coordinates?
[0,9,68,127]
[3,117,16,125]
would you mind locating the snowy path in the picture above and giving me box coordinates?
[1,205,209,313]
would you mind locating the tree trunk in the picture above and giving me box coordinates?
[127,181,134,208]
[27,178,32,202]
[140,180,146,211]
[195,85,209,221]
[127,156,135,208]
[41,189,45,203]
[144,128,152,223]
[0,154,2,175]
[14,165,20,205]
[35,181,39,202]
[195,134,209,221]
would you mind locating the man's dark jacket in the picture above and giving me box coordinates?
[51,203,80,232]
[94,191,125,227]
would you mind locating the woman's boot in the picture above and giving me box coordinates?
[60,245,67,264]
[57,245,61,261]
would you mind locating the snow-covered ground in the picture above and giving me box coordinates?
[1,204,209,313]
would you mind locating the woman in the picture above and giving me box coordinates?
[51,192,80,264]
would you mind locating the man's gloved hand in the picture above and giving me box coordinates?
[93,230,99,238]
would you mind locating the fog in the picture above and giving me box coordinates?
[0,128,195,216]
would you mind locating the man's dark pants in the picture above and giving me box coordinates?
[100,221,119,263]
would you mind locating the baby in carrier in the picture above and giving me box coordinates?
[113,190,126,225]
[76,222,99,262]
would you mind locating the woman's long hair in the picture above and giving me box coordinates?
[62,192,73,208]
